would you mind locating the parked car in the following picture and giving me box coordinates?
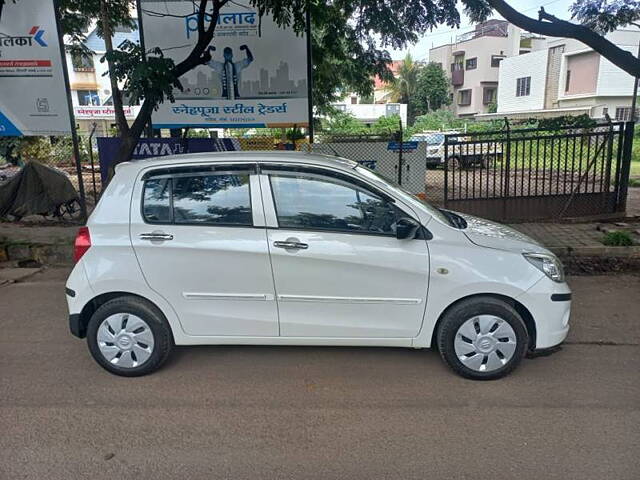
[411,131,502,169]
[66,152,570,379]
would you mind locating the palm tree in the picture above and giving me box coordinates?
[387,54,420,125]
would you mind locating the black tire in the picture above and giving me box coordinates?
[436,297,529,380]
[86,296,173,377]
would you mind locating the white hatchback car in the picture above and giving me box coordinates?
[66,152,571,380]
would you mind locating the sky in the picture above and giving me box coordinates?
[389,0,576,60]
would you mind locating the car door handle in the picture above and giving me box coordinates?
[273,241,308,250]
[139,232,174,241]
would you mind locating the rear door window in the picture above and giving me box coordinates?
[142,171,252,226]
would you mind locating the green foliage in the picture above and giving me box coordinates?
[414,62,451,115]
[569,0,640,33]
[102,40,179,109]
[370,114,402,134]
[602,230,634,247]
[536,114,598,131]
[320,112,402,136]
[322,111,367,134]
[59,0,135,56]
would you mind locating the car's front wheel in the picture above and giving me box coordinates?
[86,296,173,377]
[436,297,529,380]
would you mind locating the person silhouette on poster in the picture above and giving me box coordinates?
[206,45,254,100]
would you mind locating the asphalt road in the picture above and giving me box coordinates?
[1,268,639,480]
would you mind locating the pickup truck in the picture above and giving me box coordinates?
[411,131,503,169]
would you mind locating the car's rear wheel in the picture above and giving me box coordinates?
[86,296,173,377]
[436,297,528,380]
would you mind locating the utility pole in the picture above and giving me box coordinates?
[630,39,639,122]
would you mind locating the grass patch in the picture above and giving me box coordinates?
[602,230,634,247]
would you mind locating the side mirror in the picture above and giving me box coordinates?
[396,217,420,240]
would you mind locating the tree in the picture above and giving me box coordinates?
[485,0,640,77]
[58,0,640,184]
[414,62,450,115]
[388,54,421,125]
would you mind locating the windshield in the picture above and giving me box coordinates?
[429,133,444,144]
[355,165,452,225]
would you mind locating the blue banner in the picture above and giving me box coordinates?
[387,141,419,152]
[97,137,240,183]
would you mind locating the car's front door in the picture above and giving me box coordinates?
[130,164,279,337]
[260,166,430,338]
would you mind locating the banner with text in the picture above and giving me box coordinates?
[0,0,71,136]
[140,0,309,128]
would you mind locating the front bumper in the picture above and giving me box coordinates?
[69,313,85,338]
[517,275,571,350]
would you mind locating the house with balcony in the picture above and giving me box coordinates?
[429,20,545,117]
[65,24,140,135]
[480,28,640,121]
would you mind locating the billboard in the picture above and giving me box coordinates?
[140,0,309,128]
[0,0,71,136]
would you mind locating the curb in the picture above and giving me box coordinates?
[0,242,72,266]
[550,246,640,258]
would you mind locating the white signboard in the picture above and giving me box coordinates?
[140,0,309,128]
[0,0,70,136]
[74,105,140,119]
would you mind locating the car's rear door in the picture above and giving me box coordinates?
[260,164,430,338]
[130,163,279,337]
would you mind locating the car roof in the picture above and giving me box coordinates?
[115,151,358,175]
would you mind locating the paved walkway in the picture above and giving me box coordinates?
[511,221,640,248]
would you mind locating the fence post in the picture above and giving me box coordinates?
[443,133,449,208]
[396,122,403,185]
[502,118,511,221]
[616,121,635,212]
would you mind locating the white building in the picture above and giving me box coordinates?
[428,20,545,117]
[65,25,140,134]
[482,29,640,121]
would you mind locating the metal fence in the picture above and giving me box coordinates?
[1,121,634,223]
[307,123,633,222]
[443,122,633,221]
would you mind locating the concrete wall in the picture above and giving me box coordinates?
[496,49,548,113]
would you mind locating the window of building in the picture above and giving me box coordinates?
[565,70,571,92]
[269,173,401,236]
[350,96,358,104]
[482,87,497,105]
[458,89,472,106]
[491,55,505,67]
[451,55,464,72]
[77,90,100,106]
[602,107,609,118]
[516,77,531,97]
[465,57,477,70]
[615,107,634,121]
[71,52,94,72]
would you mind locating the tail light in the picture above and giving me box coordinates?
[74,227,91,263]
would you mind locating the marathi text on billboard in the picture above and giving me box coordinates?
[0,0,70,136]
[140,0,309,128]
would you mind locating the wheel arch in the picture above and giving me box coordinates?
[75,292,169,339]
[430,293,536,351]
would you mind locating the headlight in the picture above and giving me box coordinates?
[523,252,565,283]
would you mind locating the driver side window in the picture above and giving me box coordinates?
[269,172,402,235]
